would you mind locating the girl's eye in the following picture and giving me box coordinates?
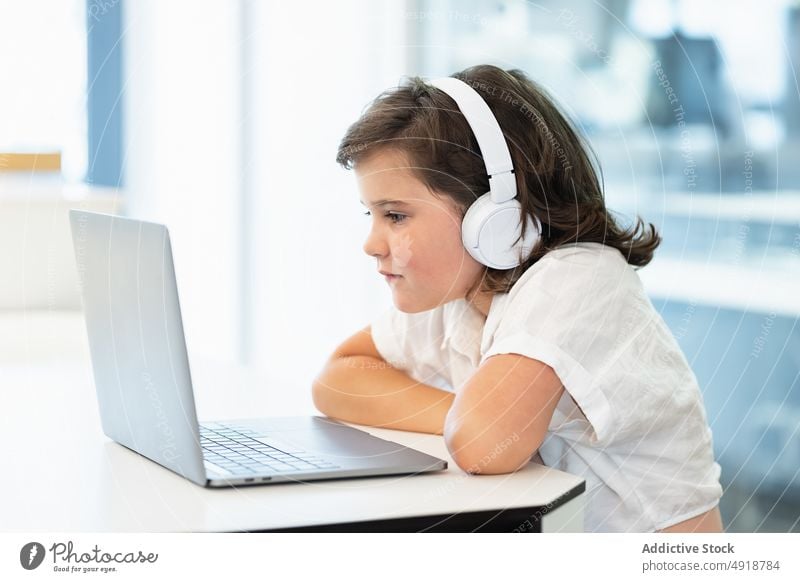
[362,211,406,224]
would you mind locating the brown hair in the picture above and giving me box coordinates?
[336,64,661,296]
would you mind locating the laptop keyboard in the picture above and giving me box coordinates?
[199,423,340,476]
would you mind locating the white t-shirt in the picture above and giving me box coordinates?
[370,242,723,532]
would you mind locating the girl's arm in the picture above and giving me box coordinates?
[444,353,564,475]
[312,326,455,435]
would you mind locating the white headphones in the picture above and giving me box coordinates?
[428,76,542,270]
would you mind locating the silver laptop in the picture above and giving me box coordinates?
[69,210,447,487]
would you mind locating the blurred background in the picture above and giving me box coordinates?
[1,0,797,531]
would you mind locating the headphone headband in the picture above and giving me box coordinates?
[428,76,517,204]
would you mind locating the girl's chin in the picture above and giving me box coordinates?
[391,292,428,315]
[391,291,449,315]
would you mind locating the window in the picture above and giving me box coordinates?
[414,0,800,274]
[0,0,87,181]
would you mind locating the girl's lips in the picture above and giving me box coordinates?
[384,274,401,283]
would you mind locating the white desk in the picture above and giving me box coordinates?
[1,311,585,532]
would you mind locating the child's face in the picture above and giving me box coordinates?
[355,149,485,314]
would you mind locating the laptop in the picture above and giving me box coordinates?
[69,210,447,487]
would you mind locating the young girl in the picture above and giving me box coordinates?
[313,64,723,533]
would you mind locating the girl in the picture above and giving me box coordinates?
[312,64,723,533]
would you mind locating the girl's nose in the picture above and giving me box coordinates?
[363,223,389,258]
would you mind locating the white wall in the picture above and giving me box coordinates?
[123,1,411,410]
[247,1,410,400]
[123,0,242,364]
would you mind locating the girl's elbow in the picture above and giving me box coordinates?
[449,449,528,475]
[445,427,533,475]
[453,448,532,475]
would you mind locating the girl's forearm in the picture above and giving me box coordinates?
[312,355,455,435]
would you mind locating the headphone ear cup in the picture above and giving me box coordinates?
[462,193,541,269]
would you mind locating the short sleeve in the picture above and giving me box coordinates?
[370,306,407,369]
[478,245,722,531]
[480,248,636,443]
[369,304,454,391]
